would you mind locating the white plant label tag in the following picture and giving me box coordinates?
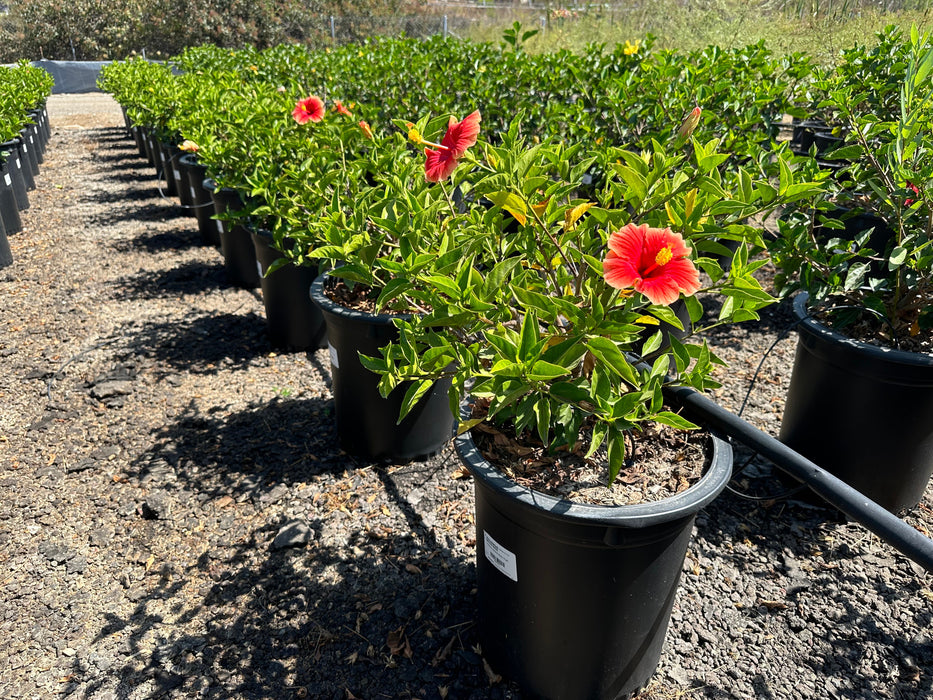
[255,260,263,279]
[216,220,224,233]
[484,531,518,582]
[328,343,339,369]
[4,173,10,186]
[189,186,197,199]
[173,169,181,181]
[16,158,21,169]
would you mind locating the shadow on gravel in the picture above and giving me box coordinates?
[74,398,505,699]
[123,309,269,373]
[113,258,229,297]
[111,227,205,254]
[87,198,185,226]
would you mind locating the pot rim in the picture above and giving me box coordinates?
[310,269,412,325]
[456,407,733,528]
[793,292,933,368]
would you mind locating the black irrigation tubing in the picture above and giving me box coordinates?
[664,382,933,573]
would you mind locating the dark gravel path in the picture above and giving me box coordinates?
[0,101,931,700]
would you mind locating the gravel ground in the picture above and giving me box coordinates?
[0,95,931,700]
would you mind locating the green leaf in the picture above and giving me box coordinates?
[528,360,571,381]
[534,398,551,446]
[399,380,434,423]
[606,426,626,485]
[517,311,540,362]
[586,337,638,386]
[653,411,699,430]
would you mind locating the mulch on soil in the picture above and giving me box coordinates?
[0,100,930,700]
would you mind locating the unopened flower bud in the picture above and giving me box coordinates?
[359,120,373,140]
[677,106,702,143]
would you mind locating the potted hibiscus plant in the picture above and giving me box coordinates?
[298,109,489,461]
[360,110,819,697]
[769,27,933,514]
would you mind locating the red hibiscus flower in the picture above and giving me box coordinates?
[424,110,481,182]
[906,181,920,207]
[603,223,701,306]
[292,95,325,124]
[333,100,353,117]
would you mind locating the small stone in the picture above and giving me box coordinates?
[271,521,312,550]
[66,457,96,473]
[40,543,76,564]
[259,483,289,506]
[90,379,133,400]
[89,527,115,547]
[65,555,87,575]
[141,492,172,520]
[61,648,76,657]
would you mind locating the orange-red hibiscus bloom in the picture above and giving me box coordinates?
[424,110,481,182]
[292,95,325,124]
[603,223,700,306]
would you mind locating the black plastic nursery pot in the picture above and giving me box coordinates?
[252,229,326,351]
[1,140,30,210]
[178,154,217,241]
[131,125,147,159]
[310,271,455,461]
[207,180,260,289]
[779,293,933,514]
[0,217,11,269]
[458,425,733,700]
[0,157,23,234]
[13,137,35,193]
[158,142,179,198]
[19,128,39,178]
[25,121,42,165]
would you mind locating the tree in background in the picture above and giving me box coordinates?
[0,0,412,61]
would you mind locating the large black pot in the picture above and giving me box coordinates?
[310,271,454,461]
[178,154,216,241]
[779,293,933,514]
[1,139,29,210]
[252,229,326,351]
[0,156,24,233]
[458,422,732,699]
[25,121,42,165]
[206,179,259,289]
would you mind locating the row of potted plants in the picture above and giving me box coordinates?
[0,60,54,268]
[100,26,933,699]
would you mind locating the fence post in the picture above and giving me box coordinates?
[330,16,336,41]
[443,15,448,38]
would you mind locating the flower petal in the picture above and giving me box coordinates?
[424,147,458,182]
[441,110,481,158]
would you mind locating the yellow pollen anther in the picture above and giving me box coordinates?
[654,246,673,266]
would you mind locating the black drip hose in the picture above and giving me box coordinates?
[664,383,933,573]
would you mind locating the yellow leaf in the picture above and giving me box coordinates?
[531,198,549,217]
[685,188,697,219]
[635,315,660,326]
[564,202,594,232]
[503,206,527,226]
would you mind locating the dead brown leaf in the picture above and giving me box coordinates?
[387,626,412,659]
